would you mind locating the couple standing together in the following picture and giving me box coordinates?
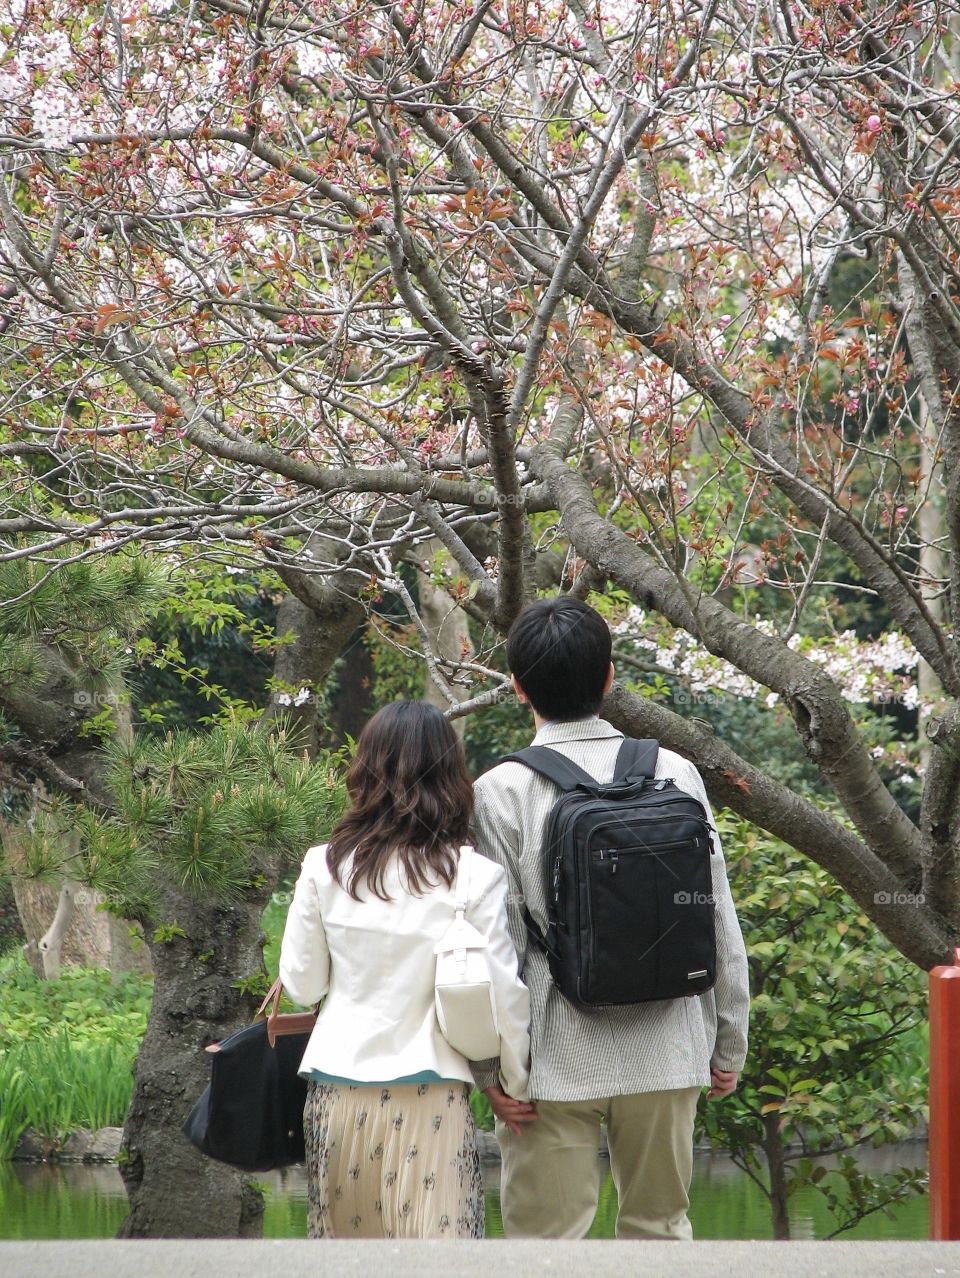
[279,597,750,1240]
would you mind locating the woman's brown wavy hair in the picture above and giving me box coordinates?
[326,699,473,901]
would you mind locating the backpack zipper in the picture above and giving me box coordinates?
[587,817,712,847]
[593,837,706,864]
[560,793,710,825]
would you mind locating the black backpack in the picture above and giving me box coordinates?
[502,737,717,1006]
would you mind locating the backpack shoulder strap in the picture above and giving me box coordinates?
[499,745,598,791]
[613,737,659,783]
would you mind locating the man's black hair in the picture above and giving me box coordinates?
[506,597,612,722]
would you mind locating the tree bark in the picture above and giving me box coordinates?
[116,886,272,1238]
[762,1111,792,1240]
[417,537,474,734]
[262,536,368,759]
[917,396,948,774]
[325,623,375,747]
[117,566,364,1236]
[1,814,122,973]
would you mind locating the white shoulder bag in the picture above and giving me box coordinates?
[434,846,501,1060]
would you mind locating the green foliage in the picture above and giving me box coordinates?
[0,1033,136,1154]
[0,544,165,652]
[364,616,426,707]
[790,1153,928,1239]
[0,948,151,1048]
[126,561,286,732]
[698,813,927,1237]
[463,693,532,776]
[12,717,349,922]
[469,1087,494,1132]
[0,949,151,1159]
[259,879,294,985]
[0,544,166,704]
[232,970,273,1001]
[152,922,187,945]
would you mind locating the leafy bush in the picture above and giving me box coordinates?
[0,949,151,1048]
[698,813,928,1238]
[0,949,151,1159]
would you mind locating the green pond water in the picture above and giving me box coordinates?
[0,1144,929,1240]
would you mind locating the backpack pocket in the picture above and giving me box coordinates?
[583,837,715,1003]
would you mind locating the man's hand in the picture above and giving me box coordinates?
[707,1067,738,1099]
[484,1085,538,1136]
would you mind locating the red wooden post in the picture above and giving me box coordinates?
[930,946,960,1239]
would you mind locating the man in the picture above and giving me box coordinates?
[470,596,750,1240]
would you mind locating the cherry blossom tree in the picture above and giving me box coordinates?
[2,0,959,978]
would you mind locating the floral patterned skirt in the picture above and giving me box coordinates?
[303,1079,484,1239]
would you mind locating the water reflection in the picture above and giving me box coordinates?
[0,1143,929,1241]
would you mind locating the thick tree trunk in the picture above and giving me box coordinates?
[326,622,375,746]
[263,540,367,759]
[417,538,474,734]
[761,1111,792,1241]
[108,911,153,981]
[918,400,947,774]
[116,885,273,1238]
[118,573,362,1236]
[0,873,24,951]
[2,815,151,975]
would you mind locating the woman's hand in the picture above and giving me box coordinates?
[484,1085,538,1136]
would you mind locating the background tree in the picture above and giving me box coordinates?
[697,814,928,1240]
[0,548,162,975]
[0,539,364,1235]
[20,718,346,1236]
[0,0,958,1035]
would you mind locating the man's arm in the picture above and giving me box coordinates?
[467,865,531,1101]
[675,759,750,1077]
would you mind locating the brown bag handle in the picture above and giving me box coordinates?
[256,975,284,1023]
[206,978,318,1053]
[255,976,320,1048]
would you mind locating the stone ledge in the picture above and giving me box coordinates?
[1,1239,958,1277]
[12,1125,124,1163]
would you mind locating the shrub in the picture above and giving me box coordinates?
[0,948,150,1158]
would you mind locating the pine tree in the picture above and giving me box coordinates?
[0,543,350,1236]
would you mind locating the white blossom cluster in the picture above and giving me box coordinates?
[274,687,313,707]
[614,606,921,711]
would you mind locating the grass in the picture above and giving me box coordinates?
[0,1033,137,1158]
[0,945,152,1159]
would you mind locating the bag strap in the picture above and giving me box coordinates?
[500,745,598,790]
[257,975,284,1023]
[613,737,659,783]
[256,976,321,1046]
[453,845,472,915]
[523,905,561,962]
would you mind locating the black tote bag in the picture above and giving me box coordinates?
[182,978,318,1171]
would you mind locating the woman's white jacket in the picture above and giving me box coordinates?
[278,843,531,1099]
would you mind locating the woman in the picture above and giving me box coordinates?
[279,700,531,1240]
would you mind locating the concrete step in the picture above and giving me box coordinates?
[3,1239,960,1277]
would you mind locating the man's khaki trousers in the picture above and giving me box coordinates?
[495,1086,701,1240]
